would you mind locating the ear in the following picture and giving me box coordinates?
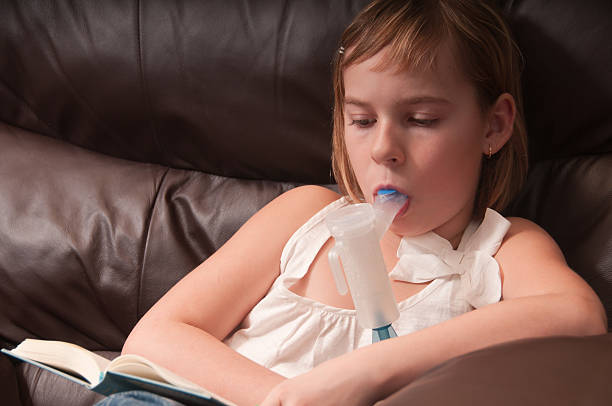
[483,93,516,156]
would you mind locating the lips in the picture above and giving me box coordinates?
[373,185,411,220]
[395,197,411,218]
[373,185,408,198]
[374,186,408,200]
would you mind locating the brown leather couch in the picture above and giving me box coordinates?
[1,1,611,405]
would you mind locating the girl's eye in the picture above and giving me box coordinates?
[409,117,439,127]
[349,118,376,128]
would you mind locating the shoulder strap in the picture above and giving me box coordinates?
[280,197,348,276]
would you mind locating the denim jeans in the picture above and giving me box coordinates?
[95,391,185,406]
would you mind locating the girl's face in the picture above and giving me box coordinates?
[343,43,489,243]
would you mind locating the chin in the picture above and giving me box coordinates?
[388,221,430,238]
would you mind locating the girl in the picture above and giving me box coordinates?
[121,1,607,405]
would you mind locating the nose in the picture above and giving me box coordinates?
[370,121,405,166]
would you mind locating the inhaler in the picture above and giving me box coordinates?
[325,190,407,343]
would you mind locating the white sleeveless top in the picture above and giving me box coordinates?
[223,197,510,378]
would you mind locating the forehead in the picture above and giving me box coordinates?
[343,42,472,102]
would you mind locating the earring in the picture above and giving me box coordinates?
[488,144,492,159]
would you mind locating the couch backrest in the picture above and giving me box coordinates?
[0,0,369,350]
[0,0,610,352]
[502,0,612,327]
[1,0,375,183]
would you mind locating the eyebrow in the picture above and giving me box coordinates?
[344,96,451,107]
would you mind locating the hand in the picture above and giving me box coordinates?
[259,355,381,406]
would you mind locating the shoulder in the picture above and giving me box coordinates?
[499,216,564,258]
[249,185,341,241]
[496,216,567,269]
[266,185,341,221]
[495,216,573,297]
[277,184,342,207]
[494,216,606,332]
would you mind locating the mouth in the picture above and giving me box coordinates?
[395,198,411,219]
[373,185,408,200]
[373,185,411,219]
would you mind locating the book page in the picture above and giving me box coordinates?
[10,339,110,385]
[109,354,209,394]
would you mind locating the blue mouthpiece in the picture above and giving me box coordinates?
[377,189,397,196]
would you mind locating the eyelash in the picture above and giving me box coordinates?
[410,118,439,127]
[350,119,375,127]
[348,118,439,128]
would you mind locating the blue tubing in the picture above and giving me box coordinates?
[372,324,397,343]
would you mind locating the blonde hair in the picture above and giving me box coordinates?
[331,0,528,215]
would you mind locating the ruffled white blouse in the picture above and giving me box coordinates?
[223,197,510,378]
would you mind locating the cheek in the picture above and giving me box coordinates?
[344,136,371,189]
[414,128,483,191]
[446,114,486,170]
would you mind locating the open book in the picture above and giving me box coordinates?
[2,339,236,406]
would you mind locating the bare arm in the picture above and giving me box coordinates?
[262,217,607,405]
[122,185,340,406]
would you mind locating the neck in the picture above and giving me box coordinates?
[383,201,478,251]
[433,207,476,250]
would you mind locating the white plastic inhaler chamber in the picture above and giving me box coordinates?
[325,191,407,341]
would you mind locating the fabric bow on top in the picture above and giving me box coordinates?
[389,209,511,309]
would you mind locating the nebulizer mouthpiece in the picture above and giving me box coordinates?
[325,190,408,343]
